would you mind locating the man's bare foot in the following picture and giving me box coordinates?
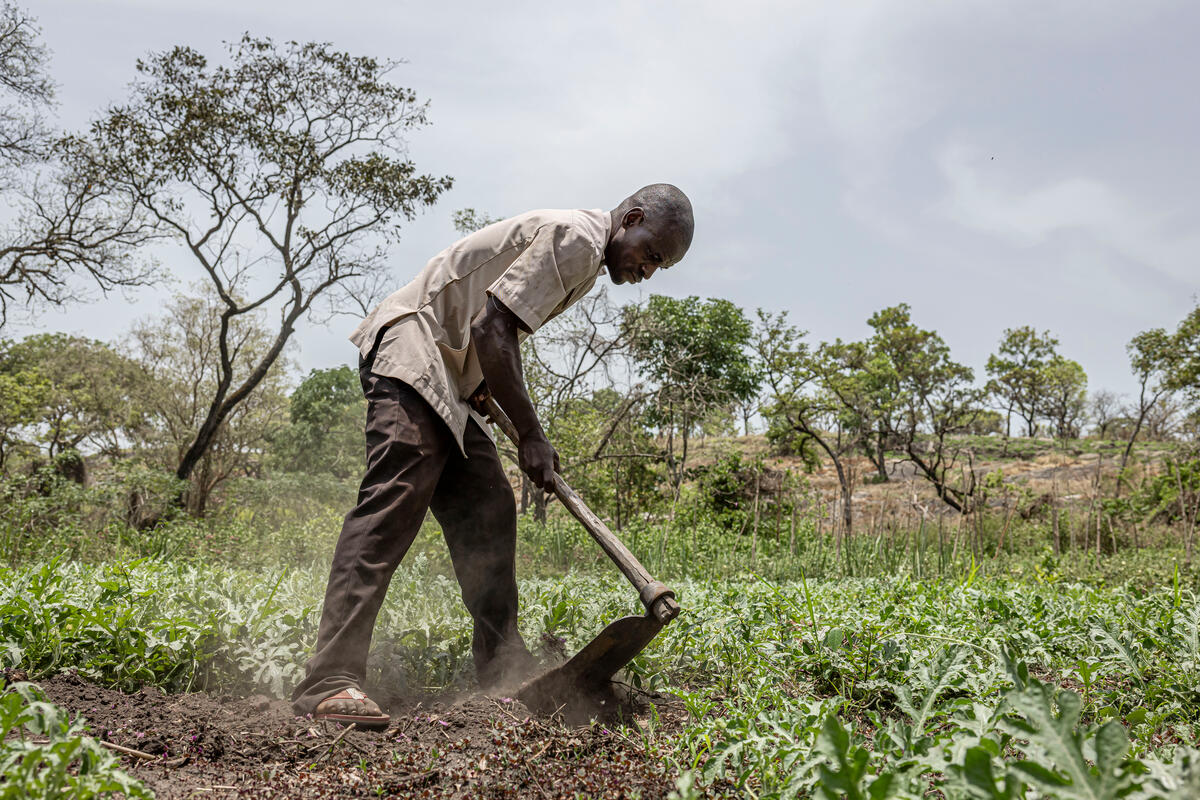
[313,687,390,731]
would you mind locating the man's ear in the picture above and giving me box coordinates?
[622,207,645,228]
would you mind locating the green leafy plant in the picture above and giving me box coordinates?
[0,682,151,799]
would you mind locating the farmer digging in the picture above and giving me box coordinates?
[292,184,695,729]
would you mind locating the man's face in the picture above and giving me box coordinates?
[605,208,688,285]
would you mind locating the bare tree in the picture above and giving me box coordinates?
[0,1,52,176]
[1089,389,1123,439]
[58,37,452,492]
[0,3,156,327]
[1144,395,1182,442]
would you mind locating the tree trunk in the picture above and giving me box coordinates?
[679,425,690,489]
[1118,381,1164,494]
[832,456,853,534]
[1178,463,1195,567]
[1051,475,1060,556]
[798,419,855,533]
[789,498,797,556]
[1119,407,1150,489]
[175,316,298,487]
[874,431,888,482]
[750,468,760,569]
[905,445,967,513]
[533,487,547,524]
[862,427,888,482]
[612,463,622,532]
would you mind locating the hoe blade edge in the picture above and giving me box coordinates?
[517,614,663,713]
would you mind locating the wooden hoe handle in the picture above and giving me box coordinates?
[480,396,681,625]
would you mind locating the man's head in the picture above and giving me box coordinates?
[605,183,694,285]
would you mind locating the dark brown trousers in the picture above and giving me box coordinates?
[291,353,526,715]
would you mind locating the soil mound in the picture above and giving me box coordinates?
[22,671,689,798]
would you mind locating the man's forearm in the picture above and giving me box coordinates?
[471,298,543,440]
[471,297,559,491]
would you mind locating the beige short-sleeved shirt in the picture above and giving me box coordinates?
[349,208,611,453]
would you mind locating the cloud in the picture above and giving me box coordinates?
[933,140,1198,286]
[28,0,1200,396]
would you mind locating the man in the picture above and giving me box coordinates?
[291,183,694,729]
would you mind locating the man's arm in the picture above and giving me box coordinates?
[470,295,559,491]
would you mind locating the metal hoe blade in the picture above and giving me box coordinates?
[517,614,664,714]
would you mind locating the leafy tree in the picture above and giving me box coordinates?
[1165,302,1200,402]
[0,336,47,472]
[624,295,758,493]
[451,208,501,235]
[819,339,905,483]
[1117,302,1200,464]
[270,366,364,480]
[986,326,1059,438]
[958,407,1004,436]
[0,3,156,328]
[129,291,292,513]
[1121,327,1173,475]
[1041,356,1088,440]
[0,333,147,467]
[56,36,452,494]
[759,310,860,532]
[869,304,986,513]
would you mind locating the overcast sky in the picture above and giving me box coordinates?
[18,0,1199,397]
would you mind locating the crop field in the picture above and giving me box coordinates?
[3,554,1200,798]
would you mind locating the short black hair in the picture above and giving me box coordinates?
[619,183,694,253]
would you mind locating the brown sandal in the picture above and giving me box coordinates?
[314,687,390,731]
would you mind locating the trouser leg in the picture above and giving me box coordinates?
[292,367,452,715]
[430,418,530,688]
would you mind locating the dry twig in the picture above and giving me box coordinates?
[98,740,158,761]
[311,722,356,764]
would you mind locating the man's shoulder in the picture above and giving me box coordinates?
[446,209,601,254]
[518,208,609,257]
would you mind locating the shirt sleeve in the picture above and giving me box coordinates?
[487,222,593,333]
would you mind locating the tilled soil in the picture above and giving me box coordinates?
[23,671,694,798]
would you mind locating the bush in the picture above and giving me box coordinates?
[1133,459,1200,524]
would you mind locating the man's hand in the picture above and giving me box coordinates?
[518,430,560,492]
[468,383,491,416]
[469,379,559,491]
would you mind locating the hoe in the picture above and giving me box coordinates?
[480,397,681,714]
